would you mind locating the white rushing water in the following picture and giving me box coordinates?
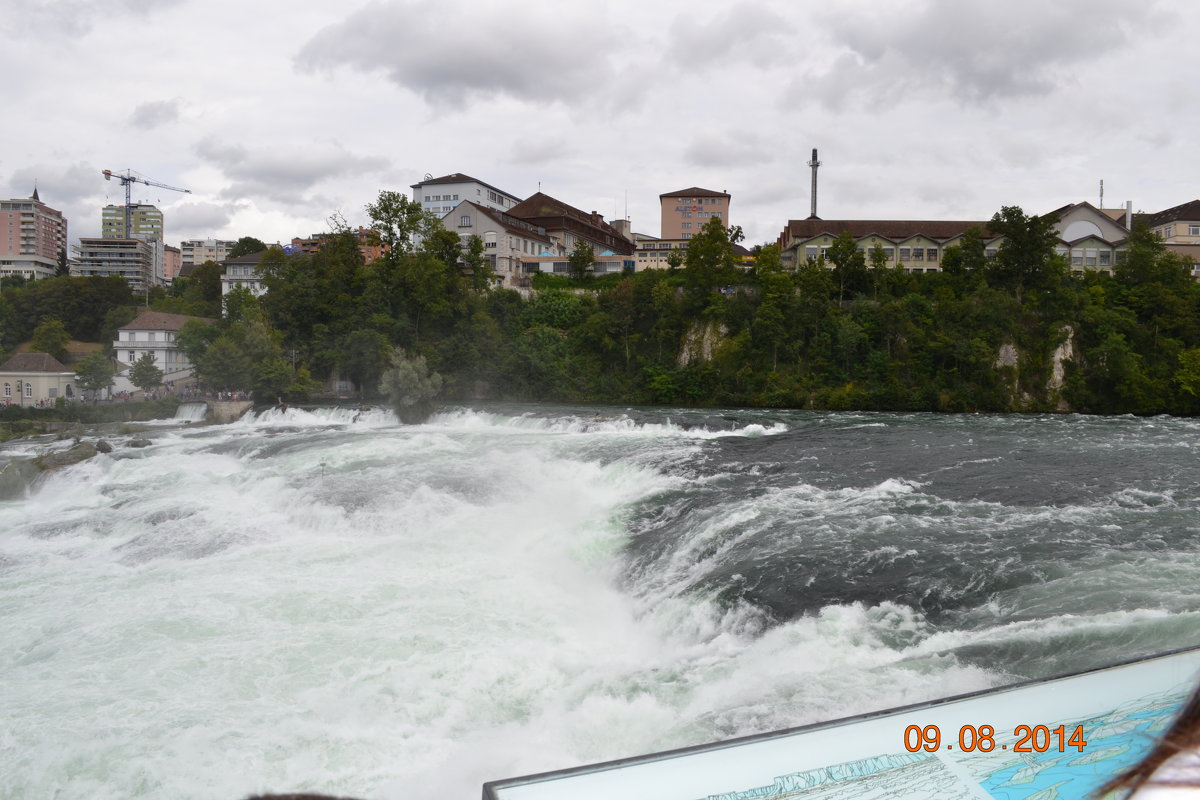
[2,406,1195,799]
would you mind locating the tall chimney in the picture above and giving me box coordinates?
[807,148,822,219]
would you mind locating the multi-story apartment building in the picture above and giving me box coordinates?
[660,187,730,240]
[1139,199,1200,274]
[102,203,163,240]
[411,173,522,218]
[180,239,235,269]
[0,188,68,280]
[72,237,161,293]
[113,310,213,383]
[164,245,182,281]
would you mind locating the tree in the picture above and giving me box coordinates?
[379,347,443,423]
[569,240,595,281]
[196,336,253,390]
[74,351,115,397]
[826,231,867,304]
[339,329,391,399]
[683,217,737,304]
[55,247,69,278]
[986,206,1061,302]
[129,352,164,395]
[31,318,70,362]
[229,237,268,259]
[463,234,493,292]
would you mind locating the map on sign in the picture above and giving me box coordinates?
[693,686,1183,800]
[484,646,1200,800]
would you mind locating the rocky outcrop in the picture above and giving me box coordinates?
[677,321,728,367]
[36,442,98,470]
[1047,326,1077,412]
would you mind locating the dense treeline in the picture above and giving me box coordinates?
[4,195,1198,415]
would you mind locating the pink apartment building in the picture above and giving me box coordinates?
[0,187,68,279]
[660,187,730,240]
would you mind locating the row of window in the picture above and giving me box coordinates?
[427,194,460,202]
[804,246,941,262]
[119,331,174,342]
[1158,224,1200,238]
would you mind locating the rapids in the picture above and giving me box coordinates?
[2,405,1198,799]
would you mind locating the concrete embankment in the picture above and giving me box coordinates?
[208,400,254,423]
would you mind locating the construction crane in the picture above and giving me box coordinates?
[101,169,191,238]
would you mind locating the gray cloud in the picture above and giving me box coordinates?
[195,137,389,206]
[796,0,1166,109]
[296,0,626,110]
[130,99,182,131]
[684,130,774,168]
[169,200,237,235]
[508,137,574,166]
[9,0,184,37]
[666,1,796,68]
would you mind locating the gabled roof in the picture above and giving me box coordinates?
[221,250,268,266]
[660,187,730,199]
[1144,199,1200,227]
[119,310,215,332]
[0,352,70,373]
[508,192,631,246]
[781,219,993,243]
[464,201,552,243]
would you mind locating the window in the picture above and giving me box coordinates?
[1190,225,1200,236]
[460,215,471,227]
[912,248,924,261]
[24,383,32,398]
[682,223,691,229]
[148,332,155,342]
[1085,248,1097,267]
[49,388,57,398]
[899,247,911,262]
[1099,251,1112,267]
[128,351,135,361]
[682,233,692,240]
[714,212,722,218]
[926,248,938,262]
[452,194,459,201]
[3,383,8,397]
[1071,249,1083,266]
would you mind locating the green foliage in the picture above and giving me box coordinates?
[379,348,443,423]
[74,352,116,395]
[229,237,267,259]
[569,240,595,281]
[129,353,164,394]
[30,318,70,362]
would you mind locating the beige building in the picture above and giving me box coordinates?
[102,203,163,240]
[660,187,730,240]
[181,239,235,269]
[446,200,553,288]
[0,353,77,406]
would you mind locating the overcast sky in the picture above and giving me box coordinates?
[4,0,1196,250]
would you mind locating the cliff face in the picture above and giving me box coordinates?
[993,326,1078,412]
[677,321,729,367]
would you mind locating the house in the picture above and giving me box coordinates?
[113,310,215,385]
[660,187,731,240]
[445,200,554,288]
[220,251,268,298]
[0,353,77,406]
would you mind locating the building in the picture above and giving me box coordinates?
[102,203,163,240]
[445,200,553,288]
[520,251,636,277]
[411,173,522,218]
[508,192,635,257]
[1138,199,1200,275]
[775,202,1140,276]
[180,239,235,269]
[72,237,161,293]
[287,227,385,264]
[113,310,214,384]
[164,245,182,281]
[660,187,730,240]
[0,352,77,406]
[221,251,268,299]
[0,187,68,280]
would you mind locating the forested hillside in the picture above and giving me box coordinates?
[4,194,1198,415]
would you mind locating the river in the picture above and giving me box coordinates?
[2,405,1198,799]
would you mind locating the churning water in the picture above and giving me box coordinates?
[2,405,1199,799]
